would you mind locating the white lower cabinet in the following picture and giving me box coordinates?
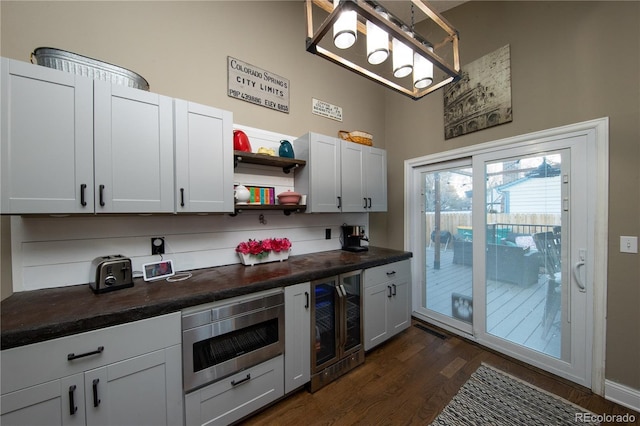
[184,355,284,426]
[0,313,183,426]
[284,282,310,393]
[364,260,412,351]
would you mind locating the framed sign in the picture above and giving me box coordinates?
[228,57,290,113]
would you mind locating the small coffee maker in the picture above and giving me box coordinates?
[341,225,369,252]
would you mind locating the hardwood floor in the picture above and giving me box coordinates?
[242,320,639,425]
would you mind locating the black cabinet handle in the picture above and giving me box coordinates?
[392,283,397,296]
[386,271,396,276]
[387,285,392,298]
[337,196,342,209]
[368,197,372,208]
[80,184,87,207]
[231,373,251,386]
[92,379,101,407]
[67,346,104,361]
[363,197,368,208]
[68,385,78,415]
[180,188,185,207]
[99,185,105,207]
[305,291,309,309]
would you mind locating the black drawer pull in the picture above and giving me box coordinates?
[99,184,105,207]
[387,285,393,298]
[305,291,310,309]
[68,346,104,361]
[386,271,396,276]
[92,379,101,407]
[68,385,77,415]
[80,184,87,207]
[231,373,251,386]
[392,283,397,296]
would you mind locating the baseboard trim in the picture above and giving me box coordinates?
[605,379,640,412]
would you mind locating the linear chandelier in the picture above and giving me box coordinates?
[305,0,461,100]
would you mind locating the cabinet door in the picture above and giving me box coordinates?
[0,374,85,426]
[340,141,366,212]
[365,146,387,212]
[309,134,341,213]
[388,278,411,336]
[363,282,389,351]
[94,81,174,213]
[1,58,94,214]
[85,347,182,426]
[284,282,311,393]
[174,100,233,213]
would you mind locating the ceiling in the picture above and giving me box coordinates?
[377,1,467,23]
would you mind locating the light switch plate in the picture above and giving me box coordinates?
[620,236,638,254]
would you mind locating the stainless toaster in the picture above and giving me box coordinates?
[90,255,134,293]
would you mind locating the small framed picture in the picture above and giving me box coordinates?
[142,260,175,282]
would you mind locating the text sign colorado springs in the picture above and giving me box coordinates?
[228,57,289,113]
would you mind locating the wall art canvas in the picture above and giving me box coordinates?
[444,45,512,139]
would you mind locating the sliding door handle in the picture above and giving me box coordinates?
[573,261,586,292]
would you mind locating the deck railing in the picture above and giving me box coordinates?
[426,212,561,240]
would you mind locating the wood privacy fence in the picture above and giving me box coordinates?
[425,212,561,239]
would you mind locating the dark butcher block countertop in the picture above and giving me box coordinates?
[1,247,411,350]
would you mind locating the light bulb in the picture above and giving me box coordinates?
[333,0,357,49]
[366,20,389,65]
[392,38,413,78]
[413,46,434,89]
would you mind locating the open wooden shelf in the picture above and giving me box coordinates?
[233,150,306,174]
[233,203,306,216]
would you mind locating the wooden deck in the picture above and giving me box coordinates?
[425,246,561,358]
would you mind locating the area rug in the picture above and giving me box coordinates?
[430,364,599,425]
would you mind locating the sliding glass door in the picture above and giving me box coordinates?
[421,160,473,334]
[410,122,603,389]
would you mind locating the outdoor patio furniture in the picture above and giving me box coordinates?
[453,237,541,287]
[429,230,452,251]
[533,231,562,338]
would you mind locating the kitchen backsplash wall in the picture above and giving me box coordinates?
[10,211,368,292]
[9,125,369,292]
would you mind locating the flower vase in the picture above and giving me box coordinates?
[239,250,290,266]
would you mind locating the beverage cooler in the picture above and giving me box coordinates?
[310,270,364,392]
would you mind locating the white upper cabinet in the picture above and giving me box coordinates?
[294,132,342,213]
[174,100,233,213]
[341,142,387,212]
[1,57,94,214]
[94,81,174,213]
[294,132,387,213]
[340,141,366,212]
[364,146,387,212]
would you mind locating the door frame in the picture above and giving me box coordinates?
[404,117,608,395]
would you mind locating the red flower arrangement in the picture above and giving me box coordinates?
[235,238,292,259]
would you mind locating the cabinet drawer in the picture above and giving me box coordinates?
[364,259,411,288]
[185,355,284,426]
[1,312,180,395]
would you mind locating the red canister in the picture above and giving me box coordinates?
[233,130,252,152]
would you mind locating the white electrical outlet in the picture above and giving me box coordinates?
[620,236,638,254]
